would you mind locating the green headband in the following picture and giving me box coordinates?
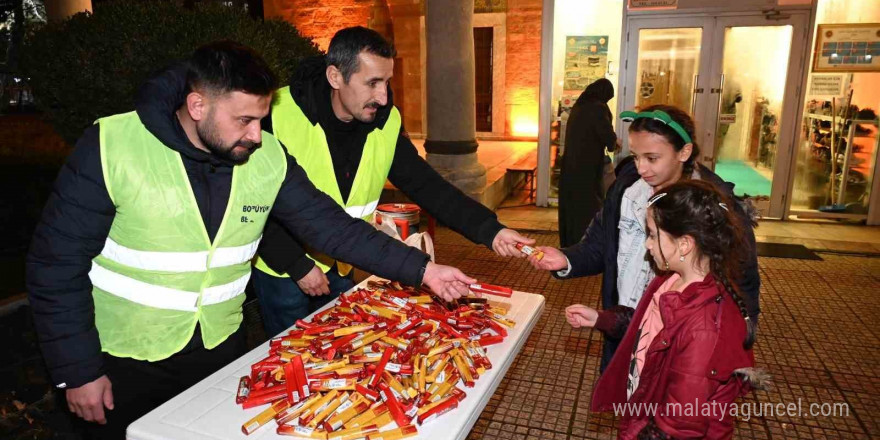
[620,110,693,145]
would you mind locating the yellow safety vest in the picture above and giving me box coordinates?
[254,86,400,278]
[91,111,285,361]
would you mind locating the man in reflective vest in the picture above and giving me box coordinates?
[254,27,534,336]
[26,41,475,440]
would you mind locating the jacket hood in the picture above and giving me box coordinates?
[134,63,235,166]
[288,55,393,130]
[577,78,614,104]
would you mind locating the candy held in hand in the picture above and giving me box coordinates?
[515,242,544,260]
[468,283,513,298]
[238,278,516,437]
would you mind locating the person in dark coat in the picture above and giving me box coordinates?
[558,78,617,248]
[254,27,532,337]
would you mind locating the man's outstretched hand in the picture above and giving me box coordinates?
[422,261,476,301]
[492,228,536,258]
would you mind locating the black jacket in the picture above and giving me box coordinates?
[25,65,430,390]
[557,156,761,367]
[558,80,616,248]
[257,56,504,280]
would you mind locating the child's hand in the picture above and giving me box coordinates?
[528,246,568,271]
[565,304,598,328]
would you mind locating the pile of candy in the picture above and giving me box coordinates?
[237,279,516,439]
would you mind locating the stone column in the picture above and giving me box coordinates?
[424,0,487,198]
[45,0,92,22]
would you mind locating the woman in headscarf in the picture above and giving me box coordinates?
[558,78,616,248]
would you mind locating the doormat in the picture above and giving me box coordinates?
[757,243,823,260]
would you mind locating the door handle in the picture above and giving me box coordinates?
[711,73,725,94]
[690,74,701,115]
[714,74,726,124]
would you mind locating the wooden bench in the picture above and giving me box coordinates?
[507,152,538,202]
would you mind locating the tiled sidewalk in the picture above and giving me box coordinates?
[427,227,880,440]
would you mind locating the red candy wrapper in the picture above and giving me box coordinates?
[468,283,513,298]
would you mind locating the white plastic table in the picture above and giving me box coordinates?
[127,276,545,440]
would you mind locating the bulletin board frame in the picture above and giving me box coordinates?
[812,23,880,73]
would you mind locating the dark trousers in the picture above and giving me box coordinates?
[73,325,246,440]
[252,265,355,337]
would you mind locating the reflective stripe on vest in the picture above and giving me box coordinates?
[98,236,261,272]
[344,200,380,219]
[89,263,251,312]
[253,86,400,278]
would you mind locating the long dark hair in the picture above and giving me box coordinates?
[629,104,700,177]
[649,180,756,349]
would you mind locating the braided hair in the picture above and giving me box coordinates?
[629,105,700,178]
[649,180,756,349]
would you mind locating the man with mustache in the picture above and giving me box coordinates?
[26,41,476,439]
[253,27,534,336]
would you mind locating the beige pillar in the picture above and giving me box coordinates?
[424,0,486,197]
[45,0,92,21]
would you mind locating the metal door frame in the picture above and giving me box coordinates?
[703,12,810,218]
[616,11,810,219]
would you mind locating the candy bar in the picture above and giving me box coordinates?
[417,394,458,425]
[515,242,544,260]
[276,393,322,425]
[236,376,252,404]
[276,425,327,439]
[468,282,514,298]
[346,401,388,428]
[322,400,370,432]
[242,399,290,435]
[326,424,379,440]
[365,424,418,440]
[307,392,348,428]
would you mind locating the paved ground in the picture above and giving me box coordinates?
[423,227,880,440]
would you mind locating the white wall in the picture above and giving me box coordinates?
[551,0,625,117]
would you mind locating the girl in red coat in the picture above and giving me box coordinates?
[566,180,767,439]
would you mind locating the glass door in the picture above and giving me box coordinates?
[620,17,714,155]
[620,13,809,218]
[704,14,809,218]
